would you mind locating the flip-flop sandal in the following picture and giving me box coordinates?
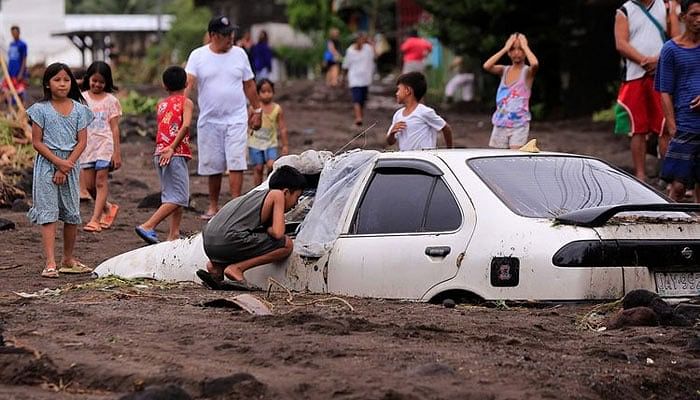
[99,203,120,229]
[41,266,59,278]
[135,226,160,245]
[196,269,223,290]
[59,261,92,274]
[221,279,254,292]
[83,221,102,232]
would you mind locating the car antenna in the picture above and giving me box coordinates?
[334,121,377,156]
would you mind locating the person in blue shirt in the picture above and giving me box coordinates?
[655,0,700,202]
[2,25,28,105]
[250,30,273,82]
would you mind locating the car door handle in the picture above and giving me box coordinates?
[425,246,451,257]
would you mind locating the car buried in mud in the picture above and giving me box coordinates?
[95,149,700,302]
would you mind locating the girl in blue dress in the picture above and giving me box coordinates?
[27,63,94,278]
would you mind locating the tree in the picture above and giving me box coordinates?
[285,0,337,33]
[162,0,211,62]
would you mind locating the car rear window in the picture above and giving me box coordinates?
[468,156,666,218]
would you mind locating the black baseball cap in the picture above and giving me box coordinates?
[208,16,236,35]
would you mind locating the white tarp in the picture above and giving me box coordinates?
[294,150,379,257]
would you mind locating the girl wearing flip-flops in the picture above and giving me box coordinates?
[79,61,122,233]
[27,63,94,278]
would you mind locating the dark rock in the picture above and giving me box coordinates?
[118,384,192,400]
[675,303,700,322]
[0,218,15,231]
[11,199,30,212]
[137,193,162,209]
[606,307,659,329]
[200,373,267,398]
[622,289,661,310]
[622,289,681,325]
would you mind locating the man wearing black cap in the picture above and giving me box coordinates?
[185,16,263,220]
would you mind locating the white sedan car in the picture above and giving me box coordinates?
[95,149,700,301]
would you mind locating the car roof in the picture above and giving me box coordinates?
[376,148,591,162]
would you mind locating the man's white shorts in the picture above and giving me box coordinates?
[489,124,530,149]
[197,121,247,175]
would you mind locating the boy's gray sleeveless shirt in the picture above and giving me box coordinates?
[203,189,269,245]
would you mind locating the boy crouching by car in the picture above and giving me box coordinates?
[197,166,306,290]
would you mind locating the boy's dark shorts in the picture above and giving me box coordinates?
[203,231,286,266]
[350,86,368,106]
[660,131,700,186]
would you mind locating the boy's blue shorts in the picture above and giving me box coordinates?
[661,131,700,186]
[249,147,278,166]
[81,159,112,170]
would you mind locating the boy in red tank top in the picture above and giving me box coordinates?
[135,66,194,244]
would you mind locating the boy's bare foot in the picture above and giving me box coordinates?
[224,264,245,282]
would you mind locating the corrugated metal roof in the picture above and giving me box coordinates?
[56,14,174,34]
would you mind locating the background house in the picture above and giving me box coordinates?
[0,0,173,68]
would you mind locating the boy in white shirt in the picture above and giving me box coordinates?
[386,72,453,151]
[342,32,375,127]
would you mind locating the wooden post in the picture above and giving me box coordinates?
[0,54,32,142]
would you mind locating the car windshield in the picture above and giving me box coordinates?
[468,156,667,218]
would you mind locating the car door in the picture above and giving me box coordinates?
[327,158,475,299]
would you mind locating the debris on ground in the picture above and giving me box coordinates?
[201,294,273,316]
[579,289,695,331]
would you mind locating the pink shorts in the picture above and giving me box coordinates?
[617,75,665,135]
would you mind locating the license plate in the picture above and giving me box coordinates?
[655,272,700,296]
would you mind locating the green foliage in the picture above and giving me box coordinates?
[286,0,329,32]
[416,0,513,57]
[592,103,617,122]
[161,0,212,64]
[286,0,343,33]
[121,91,159,116]
[275,43,325,72]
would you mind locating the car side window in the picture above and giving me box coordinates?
[424,178,461,232]
[352,169,461,234]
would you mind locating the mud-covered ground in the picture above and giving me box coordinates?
[1,81,698,399]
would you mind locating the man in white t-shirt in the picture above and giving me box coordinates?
[342,32,375,127]
[185,16,263,219]
[387,72,453,151]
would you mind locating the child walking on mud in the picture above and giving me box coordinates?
[27,63,94,278]
[135,66,193,245]
[386,71,453,150]
[80,61,122,232]
[483,33,539,149]
[248,78,288,186]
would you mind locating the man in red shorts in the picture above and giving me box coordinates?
[614,0,679,180]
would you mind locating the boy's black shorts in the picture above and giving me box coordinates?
[203,231,286,266]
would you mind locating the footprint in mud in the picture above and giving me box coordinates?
[393,323,456,340]
[118,384,191,400]
[0,348,57,385]
[267,312,351,335]
[200,372,267,398]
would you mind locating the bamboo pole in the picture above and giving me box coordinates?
[0,54,31,141]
